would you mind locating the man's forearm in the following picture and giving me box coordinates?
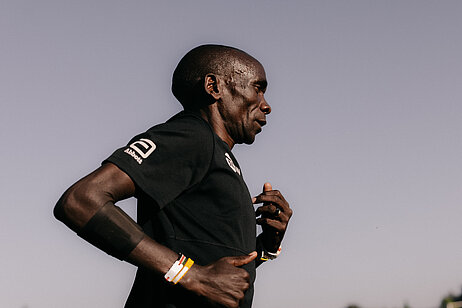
[55,195,179,274]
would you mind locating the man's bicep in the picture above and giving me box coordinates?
[54,163,136,230]
[96,162,136,201]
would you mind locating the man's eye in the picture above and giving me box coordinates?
[256,87,266,95]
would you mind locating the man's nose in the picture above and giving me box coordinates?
[260,98,271,115]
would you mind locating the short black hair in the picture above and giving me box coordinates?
[172,44,255,109]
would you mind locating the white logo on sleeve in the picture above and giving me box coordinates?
[225,153,241,175]
[123,138,156,164]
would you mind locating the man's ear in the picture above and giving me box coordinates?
[204,74,221,100]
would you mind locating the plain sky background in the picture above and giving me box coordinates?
[1,1,461,307]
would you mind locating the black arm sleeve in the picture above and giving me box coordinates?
[77,202,145,260]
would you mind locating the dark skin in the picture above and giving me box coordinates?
[54,51,292,308]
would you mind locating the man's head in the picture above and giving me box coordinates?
[172,45,260,107]
[172,44,271,145]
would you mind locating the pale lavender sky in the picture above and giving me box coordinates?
[1,1,461,308]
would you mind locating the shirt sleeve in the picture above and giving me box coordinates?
[103,115,214,208]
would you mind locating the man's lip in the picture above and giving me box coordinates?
[256,119,267,127]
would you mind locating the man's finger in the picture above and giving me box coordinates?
[254,194,290,213]
[223,251,257,267]
[255,204,279,216]
[253,182,272,204]
[256,218,285,231]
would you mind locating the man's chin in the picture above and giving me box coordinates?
[243,134,257,145]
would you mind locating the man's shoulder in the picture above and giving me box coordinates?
[145,111,212,137]
[136,111,215,154]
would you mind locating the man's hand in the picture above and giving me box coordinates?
[253,183,293,252]
[180,252,257,308]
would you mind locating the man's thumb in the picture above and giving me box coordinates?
[263,182,272,192]
[225,251,258,267]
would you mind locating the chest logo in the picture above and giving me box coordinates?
[124,138,156,164]
[225,153,241,175]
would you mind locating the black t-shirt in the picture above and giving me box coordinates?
[104,111,256,308]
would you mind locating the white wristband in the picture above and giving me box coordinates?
[261,245,282,261]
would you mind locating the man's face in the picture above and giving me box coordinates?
[218,57,271,145]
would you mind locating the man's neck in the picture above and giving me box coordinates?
[198,106,235,149]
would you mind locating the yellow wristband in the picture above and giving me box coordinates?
[172,258,194,284]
